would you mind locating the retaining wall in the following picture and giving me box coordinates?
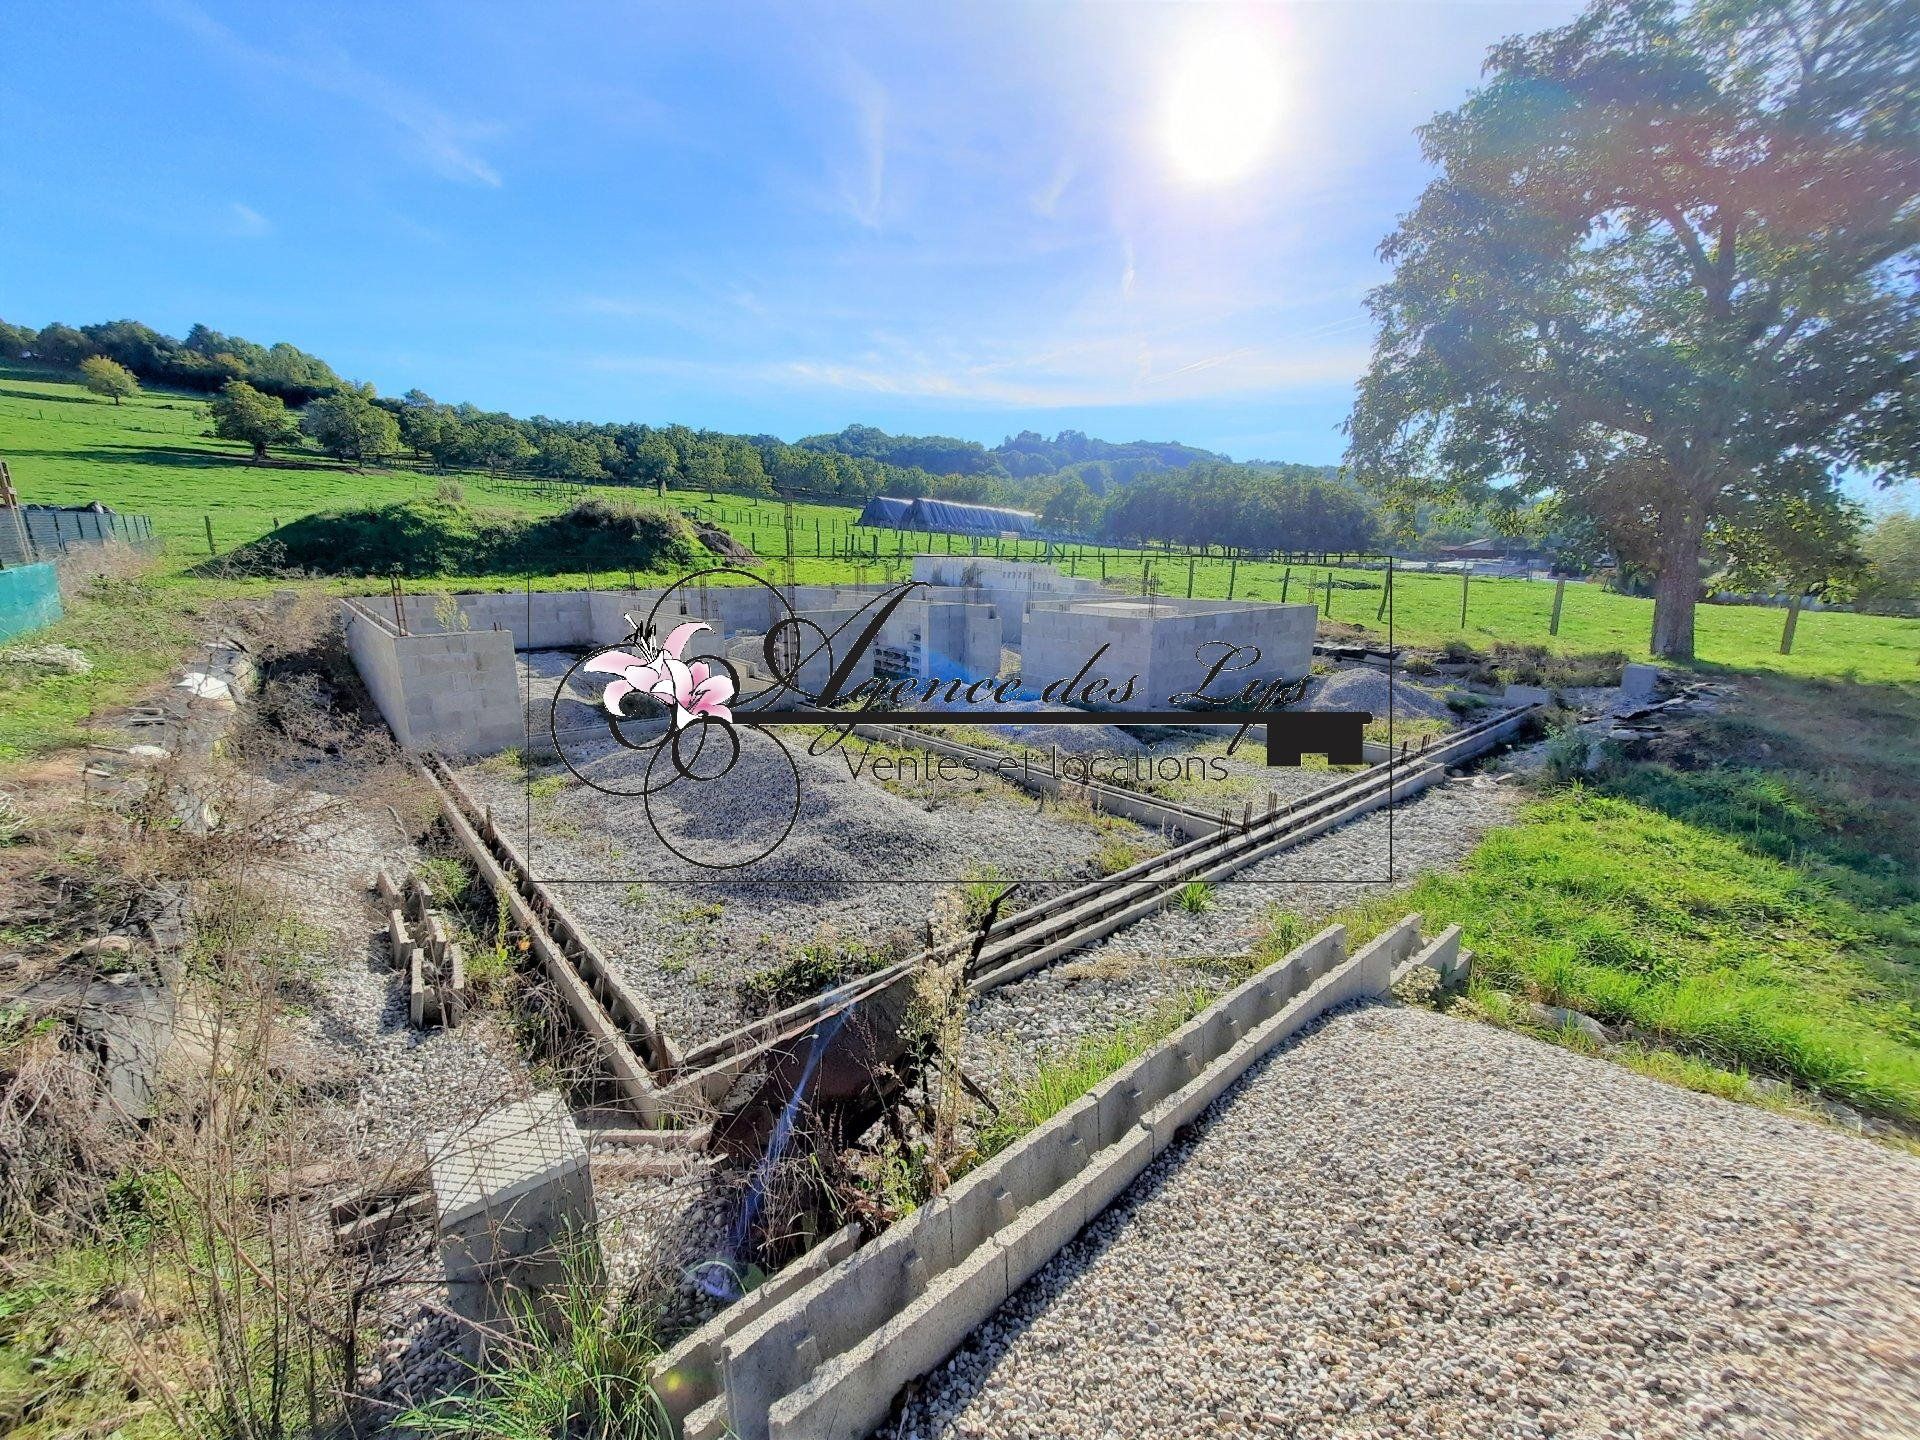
[0,561,61,641]
[682,912,1437,1440]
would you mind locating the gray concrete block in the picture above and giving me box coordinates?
[1621,661,1660,700]
[765,1240,1010,1440]
[1504,682,1552,707]
[431,1093,598,1343]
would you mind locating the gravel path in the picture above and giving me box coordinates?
[905,1005,1920,1440]
[960,773,1523,1095]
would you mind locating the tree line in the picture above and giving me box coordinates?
[0,312,1376,549]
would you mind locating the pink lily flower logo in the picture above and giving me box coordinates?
[584,620,735,731]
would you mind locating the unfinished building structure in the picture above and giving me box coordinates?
[341,559,1317,753]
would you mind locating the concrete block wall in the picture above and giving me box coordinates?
[1021,596,1316,711]
[712,914,1433,1440]
[342,600,523,755]
[431,1093,599,1342]
[911,554,1102,643]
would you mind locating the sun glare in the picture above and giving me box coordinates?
[1163,25,1284,185]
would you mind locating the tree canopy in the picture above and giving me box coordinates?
[78,354,139,405]
[300,385,401,464]
[1347,0,1920,658]
[1102,464,1378,552]
[210,380,300,461]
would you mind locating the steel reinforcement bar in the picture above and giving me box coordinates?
[659,704,1538,1108]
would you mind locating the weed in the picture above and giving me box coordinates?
[418,854,472,906]
[959,864,1012,929]
[976,992,1207,1160]
[1094,834,1151,876]
[737,931,907,1013]
[1176,880,1213,914]
[393,1248,669,1440]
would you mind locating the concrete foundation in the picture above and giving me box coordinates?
[909,555,1104,644]
[431,1093,600,1341]
[342,563,1317,752]
[707,916,1438,1440]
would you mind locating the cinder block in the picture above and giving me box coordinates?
[764,1243,1010,1440]
[431,1094,598,1345]
[1621,661,1659,700]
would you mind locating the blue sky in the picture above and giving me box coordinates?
[2,1,1584,464]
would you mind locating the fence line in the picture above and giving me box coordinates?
[0,503,157,568]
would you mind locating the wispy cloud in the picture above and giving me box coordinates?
[835,62,888,228]
[154,0,503,186]
[227,201,271,237]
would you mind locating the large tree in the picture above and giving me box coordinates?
[300,384,401,464]
[210,380,299,461]
[79,354,139,405]
[1347,0,1919,659]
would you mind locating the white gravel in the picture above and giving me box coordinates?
[904,1005,1920,1440]
[1304,666,1459,722]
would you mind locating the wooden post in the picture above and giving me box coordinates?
[1280,567,1291,603]
[1780,592,1802,655]
[1323,572,1334,616]
[1375,565,1392,621]
[1227,554,1237,599]
[1548,577,1566,636]
[204,515,216,556]
[1100,552,1107,581]
[1459,568,1470,628]
[1187,555,1196,598]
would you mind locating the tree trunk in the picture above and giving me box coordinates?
[1649,518,1703,661]
[252,440,268,462]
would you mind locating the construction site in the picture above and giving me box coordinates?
[9,537,1919,1440]
[267,555,1566,1437]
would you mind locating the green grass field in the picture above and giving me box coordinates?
[4,361,1915,680]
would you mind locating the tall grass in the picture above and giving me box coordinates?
[393,1263,669,1440]
[977,993,1207,1159]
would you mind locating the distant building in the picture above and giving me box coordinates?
[856,495,1040,538]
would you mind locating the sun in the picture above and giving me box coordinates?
[1163,24,1285,185]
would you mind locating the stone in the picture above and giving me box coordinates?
[1620,663,1660,701]
[75,934,138,958]
[430,1093,600,1346]
[72,975,178,1121]
[1525,1003,1610,1046]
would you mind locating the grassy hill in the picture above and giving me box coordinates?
[2,360,1916,683]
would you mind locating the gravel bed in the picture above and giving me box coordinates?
[458,723,1157,1046]
[961,774,1523,1095]
[1303,665,1459,721]
[260,792,533,1154]
[907,1004,1920,1440]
